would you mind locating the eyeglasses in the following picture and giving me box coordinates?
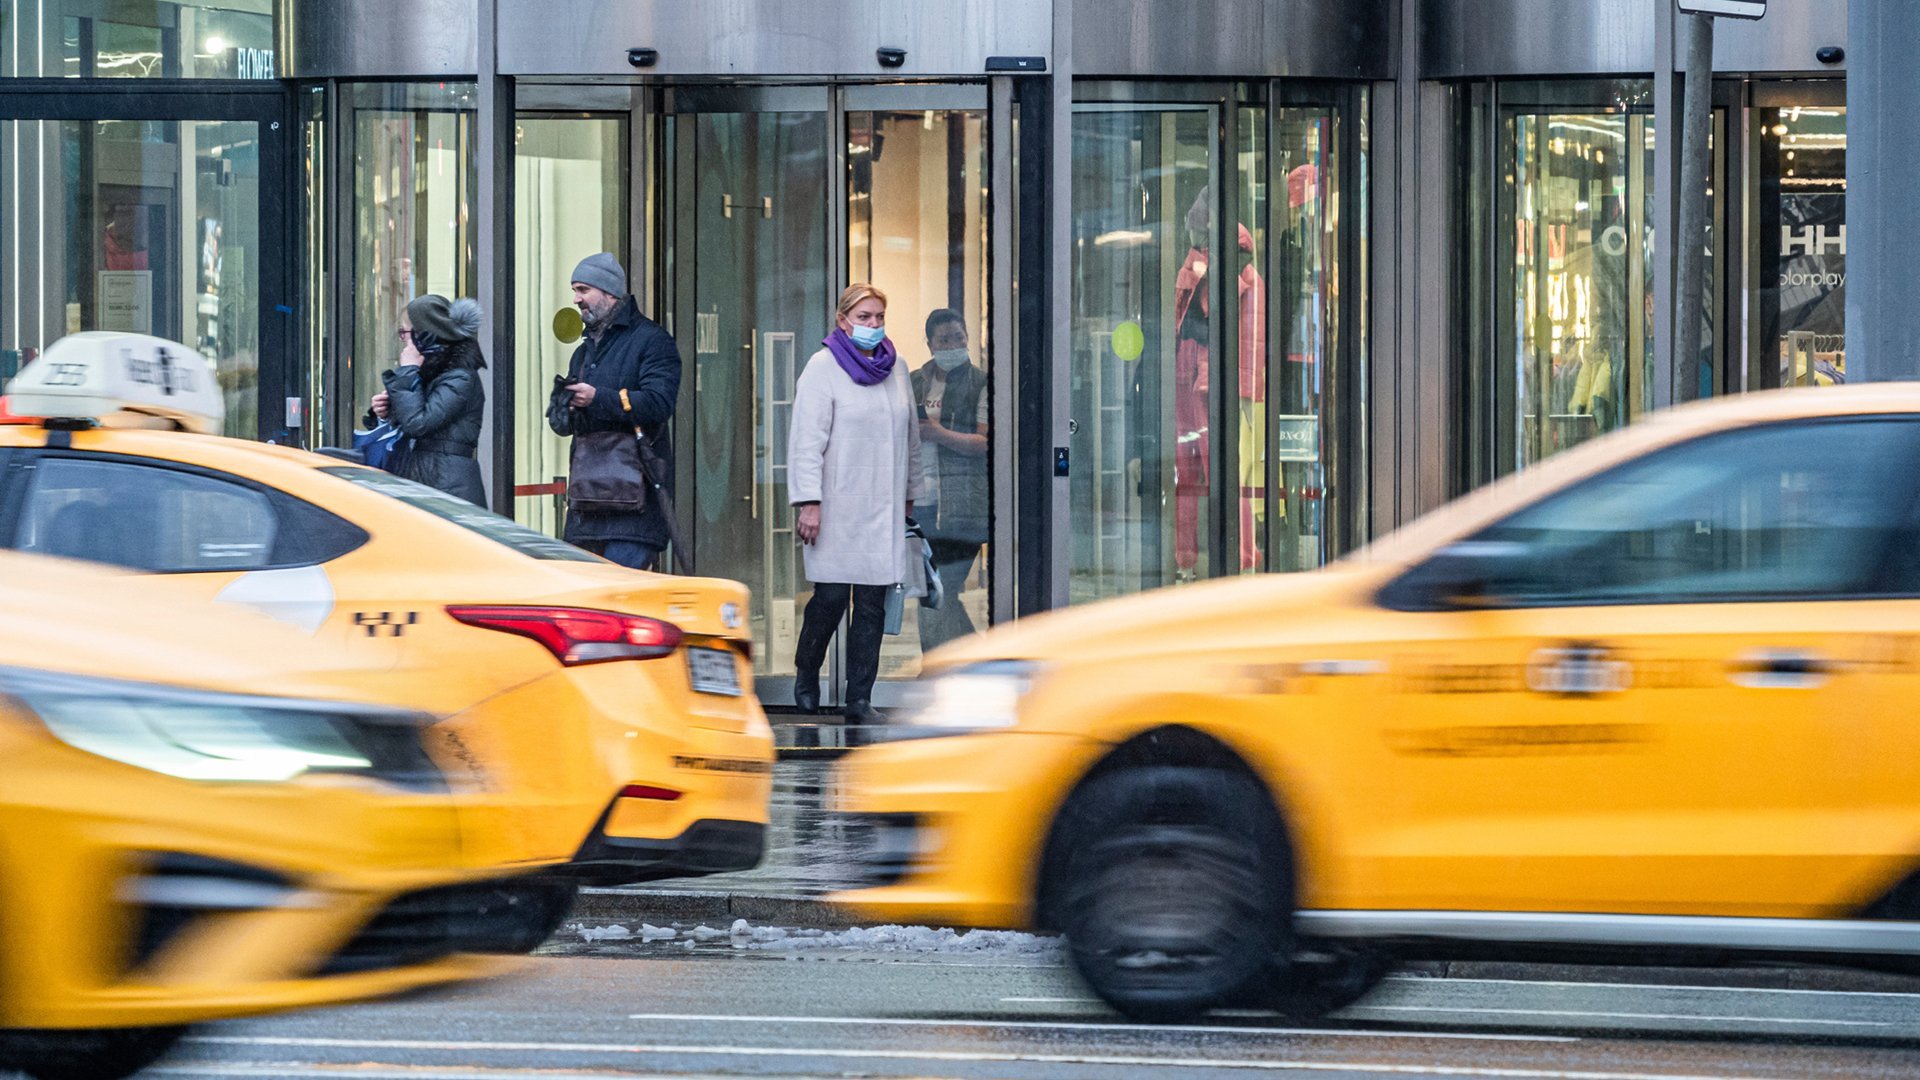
[396,328,413,341]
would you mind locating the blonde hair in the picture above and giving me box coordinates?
[836,282,888,321]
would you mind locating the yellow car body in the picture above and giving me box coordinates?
[835,385,1920,1019]
[0,553,535,1077]
[0,423,775,885]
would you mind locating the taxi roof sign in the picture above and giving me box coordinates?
[5,333,224,435]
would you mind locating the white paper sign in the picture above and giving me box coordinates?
[98,271,153,333]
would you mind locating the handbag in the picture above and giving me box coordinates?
[352,421,413,474]
[567,430,648,514]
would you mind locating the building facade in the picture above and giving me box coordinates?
[0,0,1851,707]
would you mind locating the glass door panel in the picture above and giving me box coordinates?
[0,116,262,437]
[512,115,628,535]
[1268,106,1341,573]
[1758,103,1847,388]
[1502,110,1654,468]
[847,106,990,685]
[667,103,829,687]
[1069,104,1216,603]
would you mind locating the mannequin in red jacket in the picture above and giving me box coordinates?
[1172,189,1266,576]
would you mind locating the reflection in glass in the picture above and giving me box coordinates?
[848,109,990,679]
[1759,105,1847,388]
[513,116,628,536]
[347,84,477,436]
[1070,106,1215,603]
[5,1,276,79]
[668,110,828,680]
[0,118,261,437]
[1504,110,1654,468]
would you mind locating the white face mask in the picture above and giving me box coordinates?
[931,348,969,371]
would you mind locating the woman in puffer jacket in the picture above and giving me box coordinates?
[369,295,488,505]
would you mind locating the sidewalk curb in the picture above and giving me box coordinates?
[568,888,1920,995]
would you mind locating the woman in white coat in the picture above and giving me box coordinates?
[788,283,926,724]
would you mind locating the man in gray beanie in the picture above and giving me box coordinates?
[546,252,683,570]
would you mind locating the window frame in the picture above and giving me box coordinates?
[1380,416,1920,612]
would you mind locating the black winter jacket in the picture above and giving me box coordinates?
[545,296,682,549]
[378,365,486,506]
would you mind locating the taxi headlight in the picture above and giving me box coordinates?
[1,667,442,788]
[887,661,1038,740]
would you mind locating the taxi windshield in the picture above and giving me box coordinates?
[317,467,601,563]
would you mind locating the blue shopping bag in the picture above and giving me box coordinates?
[352,421,412,473]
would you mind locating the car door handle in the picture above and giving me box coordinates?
[1729,649,1833,690]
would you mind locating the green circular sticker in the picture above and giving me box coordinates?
[552,306,584,345]
[1111,320,1145,362]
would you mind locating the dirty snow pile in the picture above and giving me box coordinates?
[571,918,1063,959]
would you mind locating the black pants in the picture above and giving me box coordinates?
[794,582,889,708]
[578,539,661,572]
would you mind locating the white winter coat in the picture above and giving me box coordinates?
[787,347,928,588]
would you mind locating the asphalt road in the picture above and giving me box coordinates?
[145,928,1920,1080]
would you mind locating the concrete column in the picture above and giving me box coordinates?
[1847,0,1920,381]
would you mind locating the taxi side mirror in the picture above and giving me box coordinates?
[1380,541,1529,612]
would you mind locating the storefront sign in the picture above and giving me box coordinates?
[1677,0,1766,19]
[1273,414,1320,463]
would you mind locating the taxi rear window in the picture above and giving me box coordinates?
[319,467,601,563]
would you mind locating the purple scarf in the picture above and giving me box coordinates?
[824,328,897,386]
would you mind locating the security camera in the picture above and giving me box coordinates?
[1816,46,1845,64]
[876,46,907,68]
[627,47,659,68]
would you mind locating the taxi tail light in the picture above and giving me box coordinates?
[620,784,682,801]
[447,605,683,666]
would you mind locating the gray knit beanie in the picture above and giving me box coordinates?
[571,252,628,298]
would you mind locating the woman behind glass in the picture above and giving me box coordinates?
[788,283,926,725]
[369,294,488,506]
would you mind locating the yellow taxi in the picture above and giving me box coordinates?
[835,384,1920,1021]
[0,552,537,1080]
[1,333,773,892]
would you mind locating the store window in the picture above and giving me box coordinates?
[1759,102,1846,388]
[342,83,477,436]
[1,1,275,80]
[0,116,263,436]
[512,113,628,536]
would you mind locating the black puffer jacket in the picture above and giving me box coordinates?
[380,365,486,506]
[545,296,681,549]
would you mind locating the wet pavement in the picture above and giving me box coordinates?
[616,760,845,897]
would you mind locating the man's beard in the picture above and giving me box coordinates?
[581,297,615,331]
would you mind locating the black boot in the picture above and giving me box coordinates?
[793,678,820,716]
[844,701,886,726]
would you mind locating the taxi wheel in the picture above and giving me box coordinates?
[1054,766,1290,1023]
[0,1025,187,1080]
[1269,941,1393,1018]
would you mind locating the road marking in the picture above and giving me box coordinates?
[158,1069,711,1079]
[1383,974,1920,1000]
[1352,1004,1895,1028]
[622,1011,1574,1041]
[1001,995,1099,1003]
[183,1036,1754,1079]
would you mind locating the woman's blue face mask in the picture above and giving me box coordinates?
[849,324,887,350]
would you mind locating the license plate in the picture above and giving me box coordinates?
[687,647,743,697]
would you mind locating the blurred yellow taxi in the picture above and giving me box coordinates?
[0,334,773,892]
[836,384,1920,1021]
[0,553,537,1080]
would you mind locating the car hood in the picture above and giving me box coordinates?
[923,567,1382,672]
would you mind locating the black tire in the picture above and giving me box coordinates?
[0,1026,187,1080]
[1052,766,1291,1023]
[1268,941,1393,1018]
